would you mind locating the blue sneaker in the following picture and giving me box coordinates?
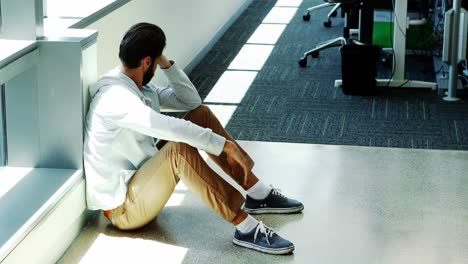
[243,187,304,214]
[233,221,294,255]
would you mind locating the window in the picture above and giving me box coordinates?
[0,1,3,33]
[0,1,96,260]
[0,84,6,166]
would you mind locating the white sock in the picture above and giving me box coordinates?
[236,214,259,233]
[247,181,272,200]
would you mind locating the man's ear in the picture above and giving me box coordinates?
[141,56,152,69]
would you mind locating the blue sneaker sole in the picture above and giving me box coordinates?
[233,238,295,255]
[242,204,304,214]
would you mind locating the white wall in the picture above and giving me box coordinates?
[85,0,252,83]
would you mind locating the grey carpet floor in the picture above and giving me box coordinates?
[188,0,468,150]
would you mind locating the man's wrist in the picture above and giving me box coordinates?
[159,57,172,69]
[223,140,234,153]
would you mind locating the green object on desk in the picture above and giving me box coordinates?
[372,10,434,51]
[373,20,394,47]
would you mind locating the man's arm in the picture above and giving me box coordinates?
[101,86,224,155]
[101,86,252,184]
[155,56,252,184]
[153,55,202,111]
[223,140,252,188]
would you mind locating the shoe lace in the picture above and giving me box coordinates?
[270,186,287,200]
[253,221,275,246]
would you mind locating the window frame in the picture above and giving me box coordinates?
[0,84,7,166]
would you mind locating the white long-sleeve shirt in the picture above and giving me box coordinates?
[84,62,226,210]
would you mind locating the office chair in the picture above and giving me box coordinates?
[302,0,344,27]
[299,0,360,67]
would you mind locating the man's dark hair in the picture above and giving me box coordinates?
[119,23,166,69]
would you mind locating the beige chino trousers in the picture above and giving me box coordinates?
[106,105,254,230]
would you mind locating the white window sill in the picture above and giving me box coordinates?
[0,168,83,262]
[0,40,37,69]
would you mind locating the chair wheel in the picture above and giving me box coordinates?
[303,13,311,21]
[298,58,307,67]
[324,20,332,27]
[311,51,319,58]
[331,11,338,17]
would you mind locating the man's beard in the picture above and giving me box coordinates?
[142,61,155,86]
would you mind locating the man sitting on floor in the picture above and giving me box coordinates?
[84,22,304,255]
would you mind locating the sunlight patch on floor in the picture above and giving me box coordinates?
[275,0,304,7]
[204,71,257,103]
[203,0,302,127]
[263,7,299,24]
[79,234,188,264]
[228,44,274,71]
[247,24,287,45]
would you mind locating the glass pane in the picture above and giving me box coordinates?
[0,1,3,33]
[0,84,6,166]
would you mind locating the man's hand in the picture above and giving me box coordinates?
[223,140,250,188]
[155,54,172,69]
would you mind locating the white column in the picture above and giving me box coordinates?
[4,30,97,169]
[36,30,97,169]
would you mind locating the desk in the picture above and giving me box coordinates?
[335,0,438,90]
[376,0,437,89]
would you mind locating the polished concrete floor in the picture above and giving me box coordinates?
[60,141,468,264]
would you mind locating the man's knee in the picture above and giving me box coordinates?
[165,142,198,157]
[191,105,212,117]
[184,105,215,125]
[194,104,209,111]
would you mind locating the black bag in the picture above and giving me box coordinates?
[340,44,381,95]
